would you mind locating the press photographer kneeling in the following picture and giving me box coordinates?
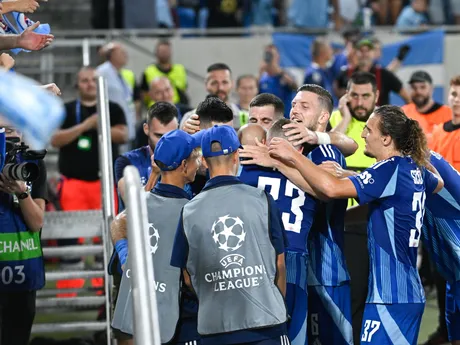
[0,120,47,345]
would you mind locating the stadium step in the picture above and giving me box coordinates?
[32,321,107,334]
[42,244,104,257]
[37,288,100,297]
[42,210,104,240]
[46,270,105,281]
[36,296,106,309]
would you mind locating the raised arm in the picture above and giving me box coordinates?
[269,137,358,199]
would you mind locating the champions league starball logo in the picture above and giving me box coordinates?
[211,215,246,253]
[148,223,160,255]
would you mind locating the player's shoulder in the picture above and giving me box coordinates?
[310,144,343,161]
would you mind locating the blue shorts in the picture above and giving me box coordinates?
[360,303,424,345]
[307,283,353,345]
[446,281,460,341]
[286,251,308,345]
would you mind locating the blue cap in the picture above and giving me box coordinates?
[201,125,242,158]
[154,130,201,171]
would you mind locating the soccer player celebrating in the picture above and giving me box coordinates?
[422,151,460,345]
[171,125,290,345]
[269,105,444,345]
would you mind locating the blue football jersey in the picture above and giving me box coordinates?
[422,151,460,283]
[239,164,317,253]
[306,145,350,287]
[349,156,439,304]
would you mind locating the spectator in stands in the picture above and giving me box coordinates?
[335,39,410,106]
[372,0,404,25]
[396,0,429,28]
[430,75,460,171]
[50,66,128,297]
[304,39,346,105]
[99,43,142,122]
[97,43,136,146]
[259,44,297,118]
[202,0,243,28]
[370,37,410,73]
[236,74,258,114]
[287,0,340,28]
[0,21,53,51]
[0,117,47,345]
[180,63,243,131]
[141,40,188,107]
[402,70,451,145]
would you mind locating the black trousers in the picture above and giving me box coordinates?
[344,225,369,345]
[0,290,36,345]
[91,0,124,29]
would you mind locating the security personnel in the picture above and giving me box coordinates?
[141,39,188,106]
[111,129,203,345]
[0,120,47,345]
[171,125,289,345]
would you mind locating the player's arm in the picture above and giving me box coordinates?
[282,122,358,157]
[182,269,195,294]
[426,163,444,194]
[275,253,286,297]
[267,193,287,297]
[269,138,358,199]
[111,211,128,267]
[115,156,132,202]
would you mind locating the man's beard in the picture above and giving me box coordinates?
[412,96,430,108]
[350,106,374,122]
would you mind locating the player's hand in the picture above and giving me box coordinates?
[83,114,98,131]
[268,137,299,166]
[239,137,275,167]
[0,53,15,70]
[319,161,345,178]
[182,114,200,134]
[150,154,160,175]
[0,174,27,195]
[14,0,40,13]
[17,22,54,51]
[42,83,61,96]
[283,122,318,147]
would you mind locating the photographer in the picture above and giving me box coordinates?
[258,44,298,118]
[0,120,47,345]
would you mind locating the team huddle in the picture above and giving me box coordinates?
[107,81,460,345]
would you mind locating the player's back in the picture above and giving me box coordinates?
[239,164,316,253]
[351,157,436,304]
[306,145,349,287]
[422,151,460,283]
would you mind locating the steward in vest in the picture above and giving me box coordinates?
[141,40,188,107]
[0,122,48,345]
[111,129,203,344]
[171,125,289,345]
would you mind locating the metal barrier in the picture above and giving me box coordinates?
[124,166,161,345]
[31,77,115,344]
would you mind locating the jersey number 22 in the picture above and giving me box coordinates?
[258,177,305,233]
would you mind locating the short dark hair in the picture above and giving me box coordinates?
[156,39,170,48]
[348,72,378,92]
[249,93,285,119]
[195,96,234,129]
[207,63,232,74]
[297,84,333,114]
[236,74,257,88]
[267,118,292,141]
[147,102,178,125]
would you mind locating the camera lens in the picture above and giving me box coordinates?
[3,162,39,182]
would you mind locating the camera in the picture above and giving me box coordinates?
[3,137,46,182]
[264,51,273,64]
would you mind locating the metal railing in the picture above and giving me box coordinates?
[96,75,116,344]
[124,167,161,345]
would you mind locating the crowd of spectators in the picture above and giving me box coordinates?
[92,0,460,31]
